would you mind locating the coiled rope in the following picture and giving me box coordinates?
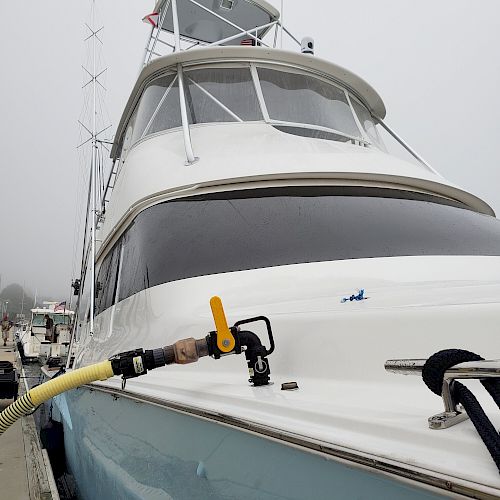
[422,349,500,473]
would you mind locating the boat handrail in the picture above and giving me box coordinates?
[386,354,500,473]
[143,0,291,66]
[385,357,500,429]
[385,358,500,379]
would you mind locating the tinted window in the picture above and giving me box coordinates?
[95,241,121,315]
[77,261,91,324]
[116,188,500,302]
[273,125,353,143]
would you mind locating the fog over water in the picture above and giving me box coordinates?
[0,0,499,302]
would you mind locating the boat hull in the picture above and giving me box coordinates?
[52,386,450,500]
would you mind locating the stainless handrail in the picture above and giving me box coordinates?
[385,358,500,429]
[385,359,500,379]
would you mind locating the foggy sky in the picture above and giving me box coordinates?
[0,0,499,301]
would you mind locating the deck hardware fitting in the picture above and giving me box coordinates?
[385,358,500,428]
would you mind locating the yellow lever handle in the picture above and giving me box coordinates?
[210,296,235,353]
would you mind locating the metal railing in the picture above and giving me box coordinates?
[141,0,299,67]
[385,358,500,429]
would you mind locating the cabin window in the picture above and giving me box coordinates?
[129,67,262,147]
[272,126,353,143]
[31,313,71,327]
[146,78,183,136]
[122,63,389,152]
[111,187,500,304]
[121,111,137,159]
[257,67,362,139]
[31,314,48,327]
[131,73,181,144]
[184,67,263,123]
[77,272,91,326]
[350,98,385,150]
[95,241,121,316]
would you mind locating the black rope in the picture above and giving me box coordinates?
[422,349,500,473]
[453,381,500,471]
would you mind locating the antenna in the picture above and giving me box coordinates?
[76,0,111,336]
[89,0,97,336]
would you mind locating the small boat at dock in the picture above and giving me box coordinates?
[20,303,73,363]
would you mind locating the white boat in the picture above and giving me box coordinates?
[21,304,74,361]
[54,1,500,498]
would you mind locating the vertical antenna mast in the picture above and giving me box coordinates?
[77,0,110,338]
[89,0,97,336]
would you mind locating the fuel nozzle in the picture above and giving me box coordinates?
[205,297,275,386]
[205,326,273,386]
[110,296,275,387]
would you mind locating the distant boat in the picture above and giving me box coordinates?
[21,304,73,362]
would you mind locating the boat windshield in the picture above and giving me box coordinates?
[257,66,360,139]
[94,187,500,315]
[125,63,383,151]
[31,313,71,327]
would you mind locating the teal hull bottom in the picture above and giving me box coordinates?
[52,387,448,500]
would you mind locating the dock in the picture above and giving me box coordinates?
[0,338,59,500]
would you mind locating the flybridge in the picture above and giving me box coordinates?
[104,0,438,172]
[141,0,298,63]
[100,0,496,229]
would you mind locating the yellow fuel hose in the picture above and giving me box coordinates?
[0,361,113,436]
[0,296,268,436]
